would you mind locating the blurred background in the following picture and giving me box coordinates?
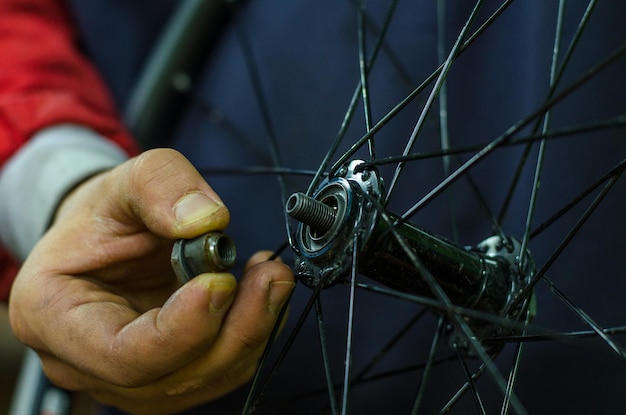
[0,304,25,413]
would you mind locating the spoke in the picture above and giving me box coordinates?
[540,0,599,110]
[349,0,415,88]
[436,0,459,243]
[497,141,533,226]
[359,355,457,385]
[542,276,626,359]
[517,0,566,267]
[530,159,626,239]
[307,0,400,195]
[293,354,457,403]
[398,40,626,222]
[438,362,487,415]
[243,280,325,414]
[511,163,624,310]
[454,345,487,415]
[500,307,532,415]
[234,17,295,247]
[487,325,626,344]
[357,0,376,158]
[355,281,526,334]
[190,98,274,165]
[354,308,427,380]
[242,284,296,414]
[356,115,626,168]
[315,297,339,415]
[198,166,319,177]
[386,0,485,202]
[452,155,508,242]
[340,233,361,414]
[330,0,517,175]
[499,0,598,223]
[411,317,445,414]
[268,239,291,261]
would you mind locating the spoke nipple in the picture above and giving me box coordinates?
[286,192,337,235]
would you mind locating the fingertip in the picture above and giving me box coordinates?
[239,259,295,314]
[173,192,230,236]
[191,273,238,314]
[244,250,286,272]
[268,280,296,314]
[157,273,237,341]
[119,149,230,239]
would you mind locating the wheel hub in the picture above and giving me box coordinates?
[287,160,536,350]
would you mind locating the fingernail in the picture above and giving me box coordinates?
[208,280,236,314]
[174,191,224,227]
[268,281,296,314]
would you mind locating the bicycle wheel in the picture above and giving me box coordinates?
[168,0,626,413]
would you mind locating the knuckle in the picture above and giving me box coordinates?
[235,330,268,352]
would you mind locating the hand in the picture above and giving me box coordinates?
[9,148,295,414]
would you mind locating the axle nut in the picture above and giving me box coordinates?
[171,232,237,284]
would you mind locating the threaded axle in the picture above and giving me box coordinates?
[286,192,337,235]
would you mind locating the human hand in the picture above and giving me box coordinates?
[9,148,295,414]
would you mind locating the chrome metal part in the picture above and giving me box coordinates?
[286,192,337,236]
[171,232,237,284]
[289,160,382,288]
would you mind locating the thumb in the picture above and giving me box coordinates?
[115,148,230,239]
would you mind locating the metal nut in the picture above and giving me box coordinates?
[171,232,237,284]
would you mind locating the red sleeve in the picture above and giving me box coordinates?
[0,0,139,166]
[0,0,141,301]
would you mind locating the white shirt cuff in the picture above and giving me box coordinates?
[0,124,129,261]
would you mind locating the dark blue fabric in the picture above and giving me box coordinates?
[69,0,179,106]
[71,1,626,414]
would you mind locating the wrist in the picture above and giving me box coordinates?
[0,124,129,261]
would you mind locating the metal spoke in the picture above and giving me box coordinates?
[234,16,294,247]
[454,345,487,415]
[386,0,485,202]
[436,0,459,243]
[355,281,525,334]
[411,317,445,414]
[315,297,339,415]
[499,0,599,223]
[330,0,517,175]
[517,0,566,267]
[486,325,626,344]
[356,115,626,169]
[307,0,400,195]
[501,307,532,415]
[542,277,626,359]
[511,164,624,310]
[199,166,319,177]
[398,40,626,223]
[190,98,273,165]
[354,308,427,381]
[357,0,376,158]
[340,232,361,414]
[243,281,325,414]
[438,362,488,415]
[530,159,626,239]
[242,285,296,414]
